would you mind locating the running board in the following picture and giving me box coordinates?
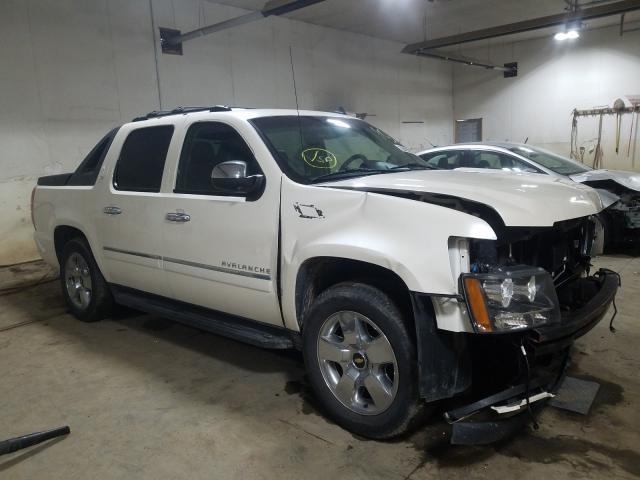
[111,285,295,349]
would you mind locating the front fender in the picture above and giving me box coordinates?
[280,179,496,330]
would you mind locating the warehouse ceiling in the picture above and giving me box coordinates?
[211,0,640,46]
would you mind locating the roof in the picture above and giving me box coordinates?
[417,141,530,154]
[129,106,348,124]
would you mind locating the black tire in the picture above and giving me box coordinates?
[302,282,425,439]
[60,237,113,322]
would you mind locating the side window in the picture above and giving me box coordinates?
[419,151,461,169]
[175,122,261,195]
[509,156,543,173]
[468,151,542,173]
[78,137,109,174]
[419,152,443,167]
[67,128,119,186]
[474,152,504,169]
[113,126,174,192]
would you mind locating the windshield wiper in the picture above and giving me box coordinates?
[312,163,437,183]
[311,168,390,183]
[388,162,437,171]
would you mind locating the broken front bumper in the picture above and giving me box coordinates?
[529,269,620,353]
[414,270,619,445]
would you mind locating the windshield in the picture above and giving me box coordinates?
[508,145,591,176]
[250,116,434,184]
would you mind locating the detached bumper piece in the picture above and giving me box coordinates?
[450,409,536,446]
[444,377,556,446]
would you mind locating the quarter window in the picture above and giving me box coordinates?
[175,122,261,195]
[113,126,174,192]
[77,136,110,174]
[67,128,119,186]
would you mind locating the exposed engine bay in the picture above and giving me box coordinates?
[469,216,601,315]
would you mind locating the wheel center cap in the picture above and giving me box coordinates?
[352,352,367,369]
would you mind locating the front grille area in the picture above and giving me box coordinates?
[470,216,597,312]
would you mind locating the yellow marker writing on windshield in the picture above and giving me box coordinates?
[302,148,337,169]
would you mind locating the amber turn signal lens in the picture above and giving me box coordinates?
[463,277,492,333]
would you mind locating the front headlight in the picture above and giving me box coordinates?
[460,266,560,333]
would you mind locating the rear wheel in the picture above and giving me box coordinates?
[303,282,425,439]
[60,237,113,322]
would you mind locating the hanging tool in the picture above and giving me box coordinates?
[593,113,604,169]
[615,111,622,154]
[613,98,628,155]
[570,110,579,160]
[627,110,637,157]
[633,111,639,168]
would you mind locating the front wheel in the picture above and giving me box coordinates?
[303,282,425,439]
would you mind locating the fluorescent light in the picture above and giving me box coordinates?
[554,30,580,41]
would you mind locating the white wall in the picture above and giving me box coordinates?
[453,24,640,169]
[0,0,453,265]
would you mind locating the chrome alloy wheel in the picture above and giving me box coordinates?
[64,252,92,310]
[317,311,399,415]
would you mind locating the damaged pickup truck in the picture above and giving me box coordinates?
[32,107,619,442]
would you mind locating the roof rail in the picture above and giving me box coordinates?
[132,105,232,122]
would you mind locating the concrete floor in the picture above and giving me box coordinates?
[1,256,639,479]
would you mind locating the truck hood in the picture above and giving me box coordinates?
[570,169,640,193]
[321,170,604,227]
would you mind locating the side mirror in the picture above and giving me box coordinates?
[211,161,264,195]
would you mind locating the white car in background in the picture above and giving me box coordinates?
[418,143,640,249]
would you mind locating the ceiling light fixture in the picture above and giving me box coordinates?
[554,30,580,40]
[554,23,581,41]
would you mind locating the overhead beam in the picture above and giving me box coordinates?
[415,49,513,72]
[403,0,640,53]
[162,0,325,48]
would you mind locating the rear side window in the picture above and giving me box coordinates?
[67,128,119,186]
[113,126,174,192]
[469,151,543,173]
[175,122,261,195]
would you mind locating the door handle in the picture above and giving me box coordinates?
[166,212,191,223]
[103,206,122,215]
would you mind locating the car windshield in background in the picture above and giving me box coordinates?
[250,116,434,184]
[508,145,592,176]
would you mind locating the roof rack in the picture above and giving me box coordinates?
[132,105,232,122]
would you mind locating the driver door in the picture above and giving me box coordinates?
[160,120,282,326]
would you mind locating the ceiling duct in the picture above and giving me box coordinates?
[160,0,326,54]
[403,0,640,73]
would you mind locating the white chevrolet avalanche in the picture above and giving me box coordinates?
[32,107,619,443]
